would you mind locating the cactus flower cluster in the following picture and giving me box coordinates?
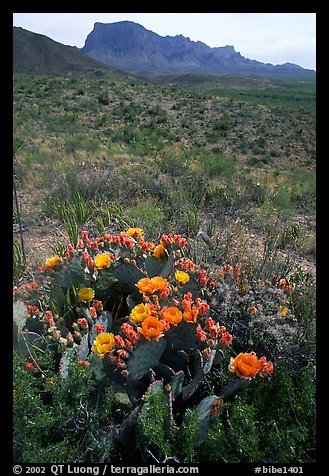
[13,227,276,452]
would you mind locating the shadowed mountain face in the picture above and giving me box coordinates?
[13,26,133,80]
[81,21,315,77]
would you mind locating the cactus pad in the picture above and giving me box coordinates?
[194,395,218,446]
[220,377,252,399]
[13,301,28,334]
[166,322,201,351]
[181,350,204,401]
[127,338,167,380]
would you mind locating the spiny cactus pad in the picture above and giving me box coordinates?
[94,269,118,297]
[154,363,175,384]
[166,322,201,351]
[128,338,167,380]
[112,263,145,286]
[54,257,88,288]
[59,348,76,379]
[194,395,218,446]
[13,300,28,334]
[145,256,167,278]
[161,349,189,372]
[88,351,107,381]
[160,252,175,278]
[203,349,217,374]
[220,377,252,399]
[77,334,90,361]
[169,370,185,398]
[181,277,203,300]
[181,350,204,401]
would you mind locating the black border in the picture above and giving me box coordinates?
[5,3,323,473]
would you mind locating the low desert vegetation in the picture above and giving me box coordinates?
[13,71,316,463]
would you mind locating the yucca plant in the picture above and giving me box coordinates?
[13,242,26,285]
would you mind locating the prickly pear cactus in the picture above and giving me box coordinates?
[59,348,75,379]
[13,300,27,334]
[94,269,118,299]
[194,395,218,446]
[168,370,185,398]
[117,380,165,449]
[166,322,201,351]
[112,263,145,287]
[220,377,252,398]
[203,349,217,374]
[88,351,108,381]
[13,301,47,357]
[160,252,175,278]
[154,363,175,384]
[88,310,113,345]
[161,349,189,372]
[77,334,90,361]
[181,277,203,300]
[144,256,166,278]
[181,350,204,401]
[128,338,167,380]
[54,256,88,288]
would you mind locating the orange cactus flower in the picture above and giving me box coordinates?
[162,306,183,325]
[139,316,165,341]
[94,252,112,269]
[153,242,166,259]
[229,352,261,379]
[151,276,168,292]
[175,270,190,285]
[92,332,115,356]
[136,278,155,294]
[183,306,199,323]
[131,303,152,324]
[45,255,63,268]
[136,276,168,294]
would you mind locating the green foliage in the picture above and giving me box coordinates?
[137,383,172,458]
[12,68,316,464]
[173,408,200,462]
[198,363,316,463]
[13,353,115,463]
[12,223,316,462]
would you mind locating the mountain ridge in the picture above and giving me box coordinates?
[13,26,134,80]
[81,21,315,77]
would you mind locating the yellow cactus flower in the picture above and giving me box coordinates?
[94,252,112,269]
[123,228,144,238]
[153,242,166,259]
[78,287,95,303]
[92,332,115,356]
[278,305,288,317]
[131,303,151,324]
[45,255,63,268]
[175,270,190,285]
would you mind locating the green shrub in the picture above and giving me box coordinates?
[199,364,316,463]
[13,353,115,463]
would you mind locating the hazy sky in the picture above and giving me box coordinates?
[13,12,316,70]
